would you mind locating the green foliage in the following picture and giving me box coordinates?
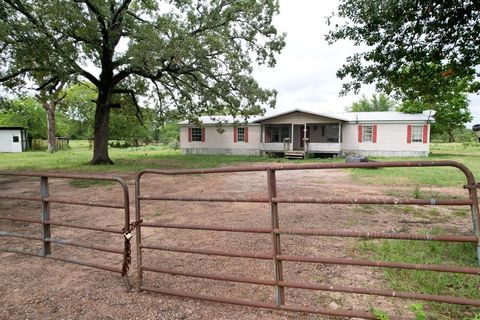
[347,93,396,112]
[431,127,478,144]
[0,97,46,139]
[327,1,480,96]
[372,308,390,320]
[397,80,472,141]
[357,230,480,317]
[1,0,286,163]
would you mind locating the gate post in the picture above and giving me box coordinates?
[267,169,285,306]
[466,183,480,266]
[40,176,51,256]
[135,175,143,291]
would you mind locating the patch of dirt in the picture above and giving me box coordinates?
[0,166,476,319]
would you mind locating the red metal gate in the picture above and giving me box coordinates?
[0,172,133,289]
[135,161,480,319]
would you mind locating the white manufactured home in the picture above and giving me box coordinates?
[179,109,433,157]
[0,127,27,153]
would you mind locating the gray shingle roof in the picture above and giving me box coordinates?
[179,109,433,125]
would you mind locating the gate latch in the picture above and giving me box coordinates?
[464,183,480,190]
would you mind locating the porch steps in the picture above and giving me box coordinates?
[284,151,305,159]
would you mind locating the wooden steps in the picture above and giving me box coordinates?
[284,151,305,159]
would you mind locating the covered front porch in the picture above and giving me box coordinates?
[260,122,342,155]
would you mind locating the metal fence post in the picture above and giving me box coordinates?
[135,175,143,291]
[267,169,285,306]
[466,182,480,266]
[40,176,51,256]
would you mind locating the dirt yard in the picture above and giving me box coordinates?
[0,165,476,319]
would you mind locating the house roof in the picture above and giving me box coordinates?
[178,115,261,125]
[331,111,432,122]
[179,109,433,125]
[253,108,348,122]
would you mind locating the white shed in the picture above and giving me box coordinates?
[0,127,27,152]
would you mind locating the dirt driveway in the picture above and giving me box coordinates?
[0,165,475,319]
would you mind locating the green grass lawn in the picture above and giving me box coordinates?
[0,142,478,188]
[351,143,480,187]
[357,232,480,319]
[0,140,339,173]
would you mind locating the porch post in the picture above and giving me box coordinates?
[304,123,307,154]
[338,122,342,143]
[291,124,294,151]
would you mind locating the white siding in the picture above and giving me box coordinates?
[342,123,429,157]
[0,129,23,152]
[180,125,261,155]
[307,143,341,153]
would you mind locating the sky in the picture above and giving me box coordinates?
[252,0,480,126]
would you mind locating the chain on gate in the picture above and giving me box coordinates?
[122,219,143,277]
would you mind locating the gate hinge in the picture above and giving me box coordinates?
[464,183,480,190]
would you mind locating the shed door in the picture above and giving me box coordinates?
[0,131,11,152]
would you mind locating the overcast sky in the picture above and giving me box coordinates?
[253,0,480,126]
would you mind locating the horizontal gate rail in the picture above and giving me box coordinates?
[0,194,124,208]
[0,171,132,289]
[135,160,480,319]
[0,216,124,234]
[138,194,473,206]
[141,244,274,260]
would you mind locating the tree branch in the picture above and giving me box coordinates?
[112,87,144,124]
[0,68,30,82]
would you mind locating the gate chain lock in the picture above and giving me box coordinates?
[121,219,143,278]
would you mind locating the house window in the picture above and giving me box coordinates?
[269,125,290,142]
[191,128,202,141]
[237,127,245,142]
[12,136,19,143]
[412,125,423,143]
[362,125,373,142]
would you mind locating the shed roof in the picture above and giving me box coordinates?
[0,126,25,130]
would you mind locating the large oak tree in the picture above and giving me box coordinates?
[0,0,285,164]
[326,0,480,97]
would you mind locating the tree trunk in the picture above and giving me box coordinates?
[46,106,57,152]
[448,130,454,143]
[90,102,113,165]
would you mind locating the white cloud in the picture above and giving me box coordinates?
[254,0,480,126]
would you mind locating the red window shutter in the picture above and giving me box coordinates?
[423,124,428,143]
[201,128,205,142]
[407,125,412,143]
[358,125,362,143]
[244,127,248,143]
[188,127,192,142]
[265,126,271,142]
[233,127,238,143]
[372,125,377,143]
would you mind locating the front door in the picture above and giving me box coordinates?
[299,125,310,148]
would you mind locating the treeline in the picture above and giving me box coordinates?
[347,93,476,144]
[0,84,179,147]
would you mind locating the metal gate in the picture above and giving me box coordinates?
[135,161,480,319]
[0,172,133,289]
